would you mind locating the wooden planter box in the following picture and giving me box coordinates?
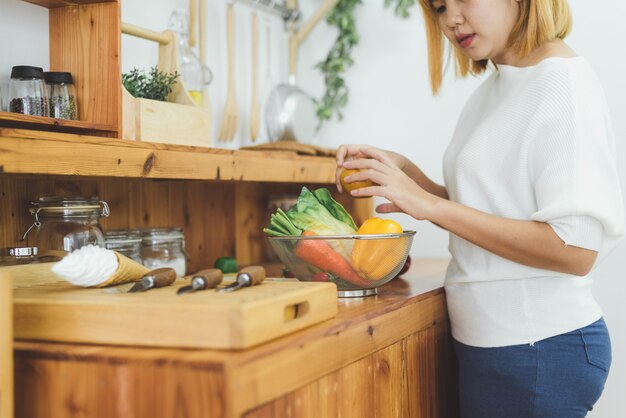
[121,87,211,147]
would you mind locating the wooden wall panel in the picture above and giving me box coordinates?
[0,174,371,274]
[50,2,121,136]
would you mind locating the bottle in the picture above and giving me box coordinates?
[167,8,212,105]
[45,71,78,120]
[25,196,110,261]
[8,65,49,116]
[140,227,187,276]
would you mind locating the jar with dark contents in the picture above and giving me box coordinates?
[45,71,78,120]
[105,229,142,263]
[8,65,49,116]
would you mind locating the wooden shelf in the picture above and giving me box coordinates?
[0,129,337,183]
[22,0,116,9]
[0,112,118,136]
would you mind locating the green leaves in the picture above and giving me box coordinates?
[122,67,179,102]
[315,0,416,124]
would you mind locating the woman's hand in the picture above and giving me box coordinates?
[337,146,440,220]
[336,144,408,192]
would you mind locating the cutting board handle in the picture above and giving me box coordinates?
[284,300,310,321]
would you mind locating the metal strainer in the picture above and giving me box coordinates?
[268,231,415,297]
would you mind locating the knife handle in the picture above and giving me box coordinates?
[144,268,177,288]
[192,268,223,288]
[237,265,266,286]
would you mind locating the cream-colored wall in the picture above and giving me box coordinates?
[0,1,624,415]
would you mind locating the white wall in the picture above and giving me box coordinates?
[1,0,624,416]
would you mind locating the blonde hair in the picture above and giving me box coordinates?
[418,0,573,94]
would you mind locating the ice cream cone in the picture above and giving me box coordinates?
[97,252,150,287]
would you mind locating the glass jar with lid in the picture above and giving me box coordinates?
[105,229,142,263]
[140,227,186,276]
[25,196,110,261]
[45,71,78,120]
[8,65,49,116]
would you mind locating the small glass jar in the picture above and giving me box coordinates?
[0,247,38,267]
[140,227,186,276]
[25,196,110,261]
[8,65,49,116]
[45,71,78,120]
[105,229,142,263]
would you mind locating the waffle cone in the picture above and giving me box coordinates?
[97,252,150,287]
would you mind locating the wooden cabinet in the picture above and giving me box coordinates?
[13,260,458,418]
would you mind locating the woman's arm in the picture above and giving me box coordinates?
[429,197,598,276]
[342,151,598,276]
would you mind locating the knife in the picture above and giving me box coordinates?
[128,268,177,293]
[177,268,223,294]
[216,265,266,293]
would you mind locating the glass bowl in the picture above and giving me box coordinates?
[268,231,415,297]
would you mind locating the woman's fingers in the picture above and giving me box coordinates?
[335,166,344,192]
[375,202,402,214]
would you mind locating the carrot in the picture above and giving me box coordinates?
[294,231,371,287]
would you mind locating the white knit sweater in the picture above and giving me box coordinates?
[442,56,624,347]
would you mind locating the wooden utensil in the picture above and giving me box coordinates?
[177,268,223,294]
[217,265,266,292]
[218,3,239,142]
[250,12,260,142]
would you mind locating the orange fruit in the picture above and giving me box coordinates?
[339,167,374,195]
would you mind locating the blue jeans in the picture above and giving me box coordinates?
[454,318,611,418]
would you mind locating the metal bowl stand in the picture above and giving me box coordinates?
[337,288,378,298]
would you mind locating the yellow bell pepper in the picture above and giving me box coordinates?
[351,218,404,281]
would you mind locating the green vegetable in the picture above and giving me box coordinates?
[214,256,238,274]
[312,187,357,230]
[122,66,179,101]
[263,187,357,259]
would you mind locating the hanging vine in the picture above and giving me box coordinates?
[315,0,417,123]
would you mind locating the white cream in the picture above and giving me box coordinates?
[51,245,119,287]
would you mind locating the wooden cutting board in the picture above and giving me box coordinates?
[6,263,338,349]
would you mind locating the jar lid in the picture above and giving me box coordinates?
[0,247,38,257]
[11,65,44,79]
[44,71,74,84]
[105,229,142,244]
[30,196,110,218]
[141,227,184,242]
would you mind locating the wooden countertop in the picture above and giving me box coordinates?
[14,258,451,417]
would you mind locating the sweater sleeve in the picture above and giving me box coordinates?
[529,63,624,261]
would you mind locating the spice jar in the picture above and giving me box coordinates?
[45,71,78,120]
[25,196,110,261]
[140,227,186,276]
[105,229,142,263]
[0,247,38,267]
[8,65,49,116]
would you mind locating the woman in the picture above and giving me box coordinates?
[336,0,624,417]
